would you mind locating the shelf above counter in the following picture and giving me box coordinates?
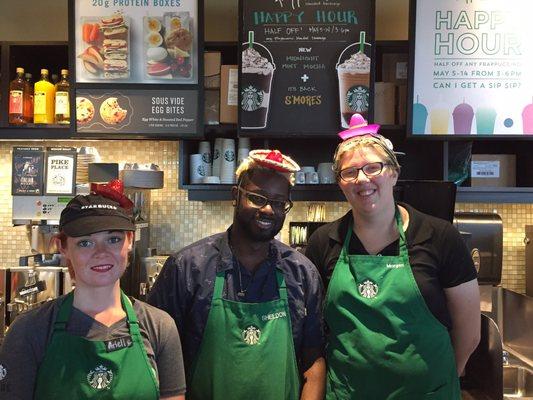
[184,184,346,202]
[456,187,533,204]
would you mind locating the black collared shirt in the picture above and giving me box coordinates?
[305,203,477,329]
[147,228,324,373]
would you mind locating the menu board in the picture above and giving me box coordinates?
[239,0,374,136]
[45,147,77,196]
[76,89,198,135]
[411,0,533,137]
[74,0,198,84]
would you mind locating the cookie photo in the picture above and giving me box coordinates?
[76,97,95,125]
[100,97,128,125]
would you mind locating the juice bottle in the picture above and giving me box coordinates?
[9,67,28,125]
[34,69,55,124]
[55,69,70,124]
[24,72,33,123]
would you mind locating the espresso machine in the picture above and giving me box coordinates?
[2,195,74,339]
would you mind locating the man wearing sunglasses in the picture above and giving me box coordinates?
[148,149,325,400]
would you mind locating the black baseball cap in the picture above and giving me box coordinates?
[59,194,135,237]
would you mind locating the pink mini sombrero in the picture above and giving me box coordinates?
[338,113,381,141]
[249,149,300,173]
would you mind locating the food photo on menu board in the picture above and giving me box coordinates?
[76,92,132,130]
[410,0,533,136]
[74,0,197,84]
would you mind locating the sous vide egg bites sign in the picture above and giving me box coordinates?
[144,13,193,79]
[78,12,130,80]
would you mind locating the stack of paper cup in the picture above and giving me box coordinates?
[198,141,212,176]
[190,154,207,184]
[237,137,251,167]
[212,138,223,178]
[318,163,335,183]
[220,139,236,184]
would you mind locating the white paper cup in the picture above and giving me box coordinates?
[295,171,306,185]
[238,137,251,149]
[198,141,212,176]
[220,139,236,184]
[190,154,207,184]
[202,176,221,184]
[212,138,223,178]
[301,166,315,173]
[305,171,319,184]
[237,148,250,167]
[318,163,335,183]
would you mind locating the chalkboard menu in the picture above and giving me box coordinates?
[239,0,375,137]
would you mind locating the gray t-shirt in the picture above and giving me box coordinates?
[0,295,186,399]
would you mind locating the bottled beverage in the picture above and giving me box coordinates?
[55,69,70,125]
[9,67,28,125]
[24,73,34,123]
[34,69,55,124]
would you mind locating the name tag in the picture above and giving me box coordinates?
[104,336,133,352]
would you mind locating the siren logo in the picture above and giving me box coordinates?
[358,279,379,299]
[87,365,113,390]
[202,152,211,164]
[197,164,206,177]
[224,150,235,162]
[347,85,369,113]
[0,364,6,381]
[241,86,264,112]
[242,325,261,345]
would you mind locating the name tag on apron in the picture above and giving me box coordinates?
[104,336,133,352]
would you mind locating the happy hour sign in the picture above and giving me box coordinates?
[410,0,533,136]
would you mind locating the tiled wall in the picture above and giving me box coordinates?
[0,140,529,293]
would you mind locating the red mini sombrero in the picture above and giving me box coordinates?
[249,149,300,173]
[339,113,381,141]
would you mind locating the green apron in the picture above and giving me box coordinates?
[189,270,300,400]
[324,208,460,399]
[34,291,159,399]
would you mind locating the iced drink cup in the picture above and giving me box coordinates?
[430,108,450,134]
[476,107,497,134]
[241,46,275,129]
[412,95,428,134]
[522,102,533,134]
[452,102,474,134]
[337,51,371,128]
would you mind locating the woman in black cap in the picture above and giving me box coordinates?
[0,182,186,399]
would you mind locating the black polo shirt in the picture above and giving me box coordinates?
[305,203,477,329]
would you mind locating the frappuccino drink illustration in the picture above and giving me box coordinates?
[475,106,497,135]
[241,31,275,129]
[337,31,371,128]
[522,99,533,134]
[452,100,474,134]
[412,95,428,134]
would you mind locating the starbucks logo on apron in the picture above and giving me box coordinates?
[346,85,369,113]
[242,325,261,346]
[358,279,379,299]
[0,364,7,381]
[241,85,264,112]
[87,365,114,390]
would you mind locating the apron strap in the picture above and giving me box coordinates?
[121,290,142,337]
[276,269,288,302]
[54,291,74,331]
